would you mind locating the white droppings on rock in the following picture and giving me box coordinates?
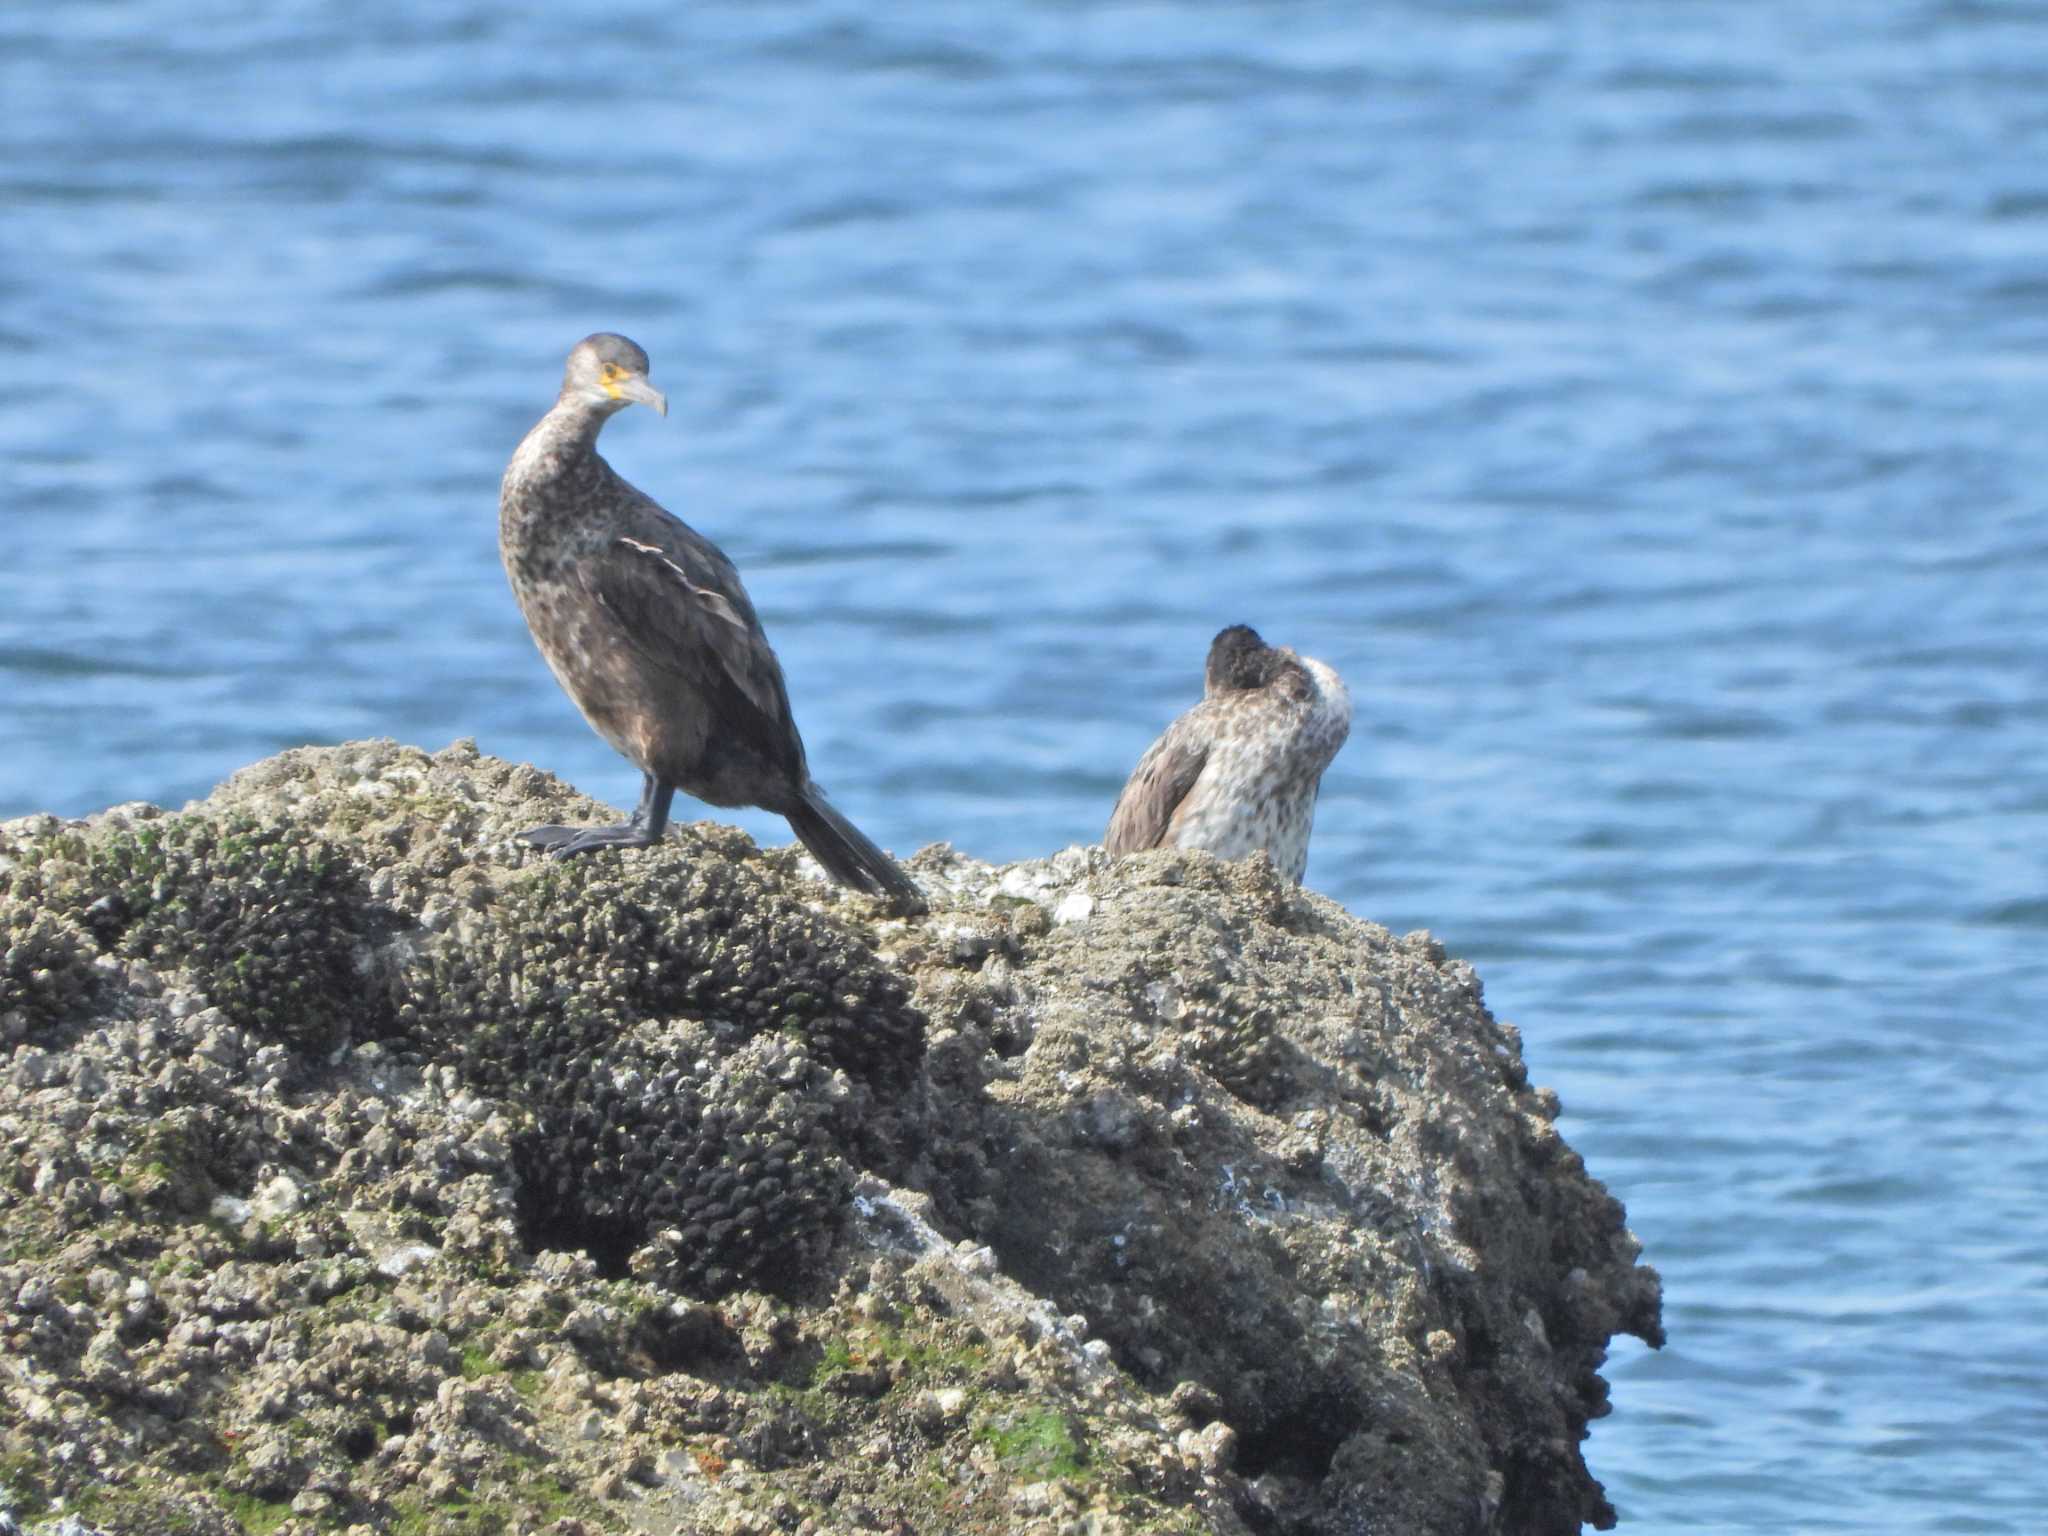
[1052,890,1095,926]
[250,1172,303,1222]
[210,1195,253,1226]
[997,865,1057,902]
[374,1243,440,1279]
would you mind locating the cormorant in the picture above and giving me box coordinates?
[499,333,925,912]
[1104,624,1350,884]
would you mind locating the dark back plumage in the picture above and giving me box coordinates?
[498,334,925,910]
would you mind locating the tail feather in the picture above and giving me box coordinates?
[785,790,926,913]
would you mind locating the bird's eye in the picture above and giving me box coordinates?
[600,363,623,382]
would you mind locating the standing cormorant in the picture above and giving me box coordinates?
[1104,625,1351,884]
[499,333,925,912]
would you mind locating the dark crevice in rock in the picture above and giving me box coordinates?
[512,1143,644,1280]
[1232,1390,1355,1484]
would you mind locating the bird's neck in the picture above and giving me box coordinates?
[500,397,620,565]
[505,396,617,494]
[534,393,615,461]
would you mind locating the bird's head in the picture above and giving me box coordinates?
[1204,624,1279,693]
[561,332,668,417]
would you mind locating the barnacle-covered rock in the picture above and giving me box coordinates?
[0,809,381,1052]
[899,845,1665,1535]
[0,743,1659,1536]
[1176,995,1292,1108]
[606,1028,851,1296]
[0,899,93,1037]
[401,837,924,1295]
[411,844,923,1090]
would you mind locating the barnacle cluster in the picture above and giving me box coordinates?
[507,1025,849,1297]
[406,847,925,1296]
[0,901,94,1033]
[1,814,379,1050]
[1180,997,1291,1109]
[4,793,928,1299]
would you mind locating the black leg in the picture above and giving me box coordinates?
[522,776,676,858]
[635,775,674,839]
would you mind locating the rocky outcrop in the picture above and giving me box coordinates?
[0,741,1661,1536]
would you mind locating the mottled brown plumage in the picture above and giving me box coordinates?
[1105,625,1350,884]
[499,333,924,911]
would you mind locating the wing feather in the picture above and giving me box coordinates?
[1105,716,1211,855]
[582,525,806,781]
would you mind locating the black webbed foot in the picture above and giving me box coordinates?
[520,821,662,858]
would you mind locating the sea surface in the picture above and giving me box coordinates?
[4,2,2046,1530]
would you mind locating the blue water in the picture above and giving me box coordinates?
[4,3,2046,1529]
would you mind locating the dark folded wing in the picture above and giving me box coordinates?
[584,530,806,780]
[1105,715,1210,855]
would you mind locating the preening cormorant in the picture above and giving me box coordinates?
[1105,624,1350,884]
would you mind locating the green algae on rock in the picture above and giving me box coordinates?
[0,741,1661,1536]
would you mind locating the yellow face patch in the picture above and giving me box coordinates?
[600,361,625,398]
